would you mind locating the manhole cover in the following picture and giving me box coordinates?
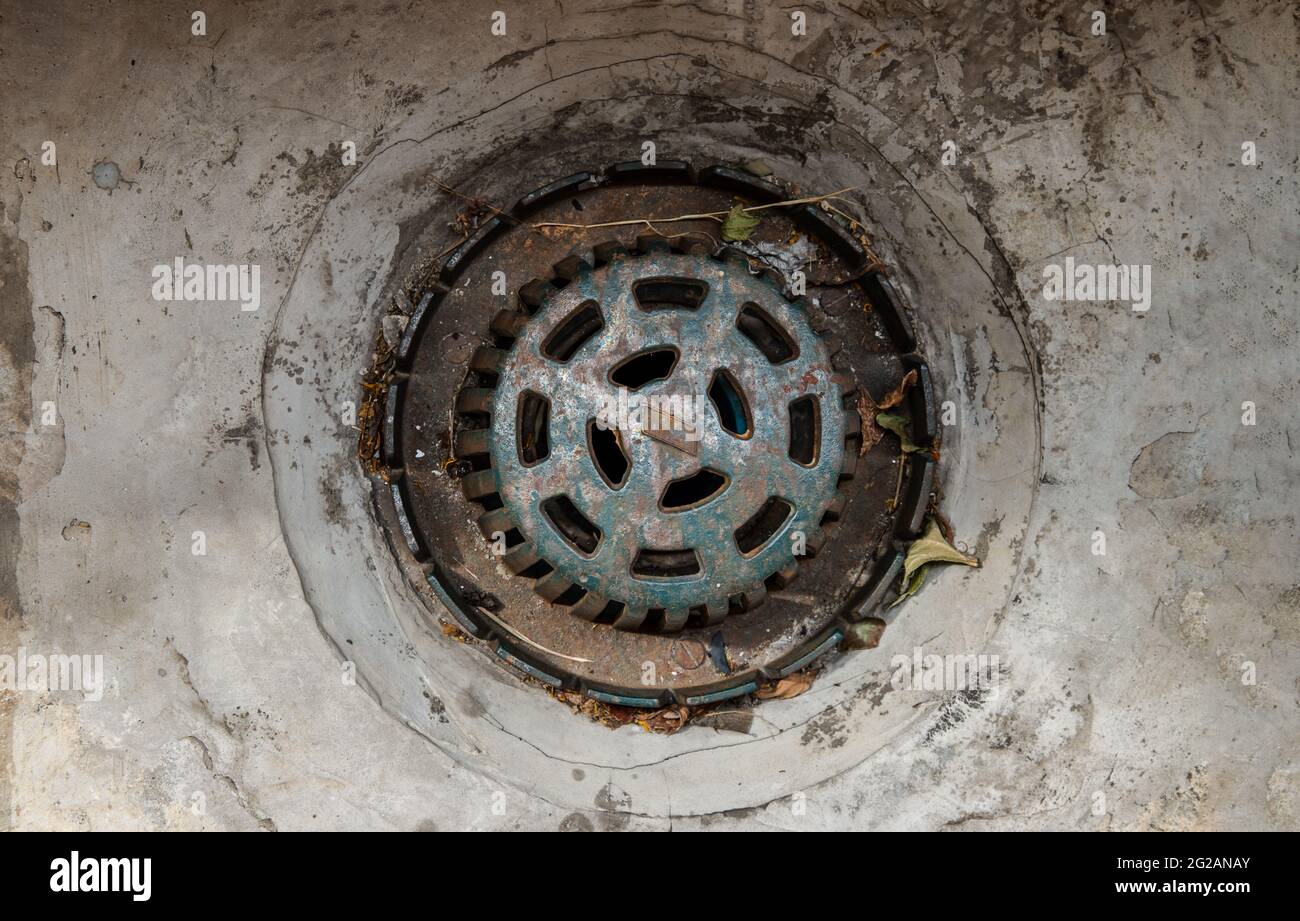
[370,162,937,707]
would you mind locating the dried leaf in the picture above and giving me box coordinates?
[740,158,773,178]
[756,672,815,700]
[889,564,928,608]
[876,412,921,453]
[721,203,760,242]
[877,369,917,410]
[637,706,691,734]
[903,519,979,582]
[856,391,884,456]
[842,617,886,650]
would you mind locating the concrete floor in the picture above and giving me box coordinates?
[2,0,1297,830]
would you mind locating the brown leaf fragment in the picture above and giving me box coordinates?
[637,705,691,734]
[857,390,884,457]
[878,368,917,410]
[842,617,886,650]
[756,671,816,700]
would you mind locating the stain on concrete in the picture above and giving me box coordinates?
[212,409,262,471]
[558,812,593,831]
[594,782,632,830]
[293,144,356,198]
[0,200,34,831]
[90,160,122,192]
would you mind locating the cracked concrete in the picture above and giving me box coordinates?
[1,0,1297,830]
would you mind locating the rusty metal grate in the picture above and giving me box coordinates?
[455,236,856,633]
[372,160,938,707]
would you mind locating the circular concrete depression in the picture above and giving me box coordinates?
[263,67,1041,816]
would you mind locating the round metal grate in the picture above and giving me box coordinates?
[374,160,939,706]
[455,237,854,632]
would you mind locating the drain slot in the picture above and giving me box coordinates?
[633,277,708,311]
[587,418,630,488]
[541,495,601,555]
[517,392,550,466]
[660,468,728,511]
[737,303,797,363]
[610,347,678,390]
[542,300,603,361]
[734,497,794,556]
[788,395,821,466]
[708,369,752,437]
[631,548,702,579]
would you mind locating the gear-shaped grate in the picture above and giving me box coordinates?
[455,235,856,632]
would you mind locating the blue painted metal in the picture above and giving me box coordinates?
[484,248,848,630]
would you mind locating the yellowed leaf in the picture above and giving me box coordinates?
[903,519,979,582]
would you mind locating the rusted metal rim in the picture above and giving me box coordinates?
[373,160,940,707]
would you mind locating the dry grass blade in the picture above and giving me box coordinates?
[531,187,858,231]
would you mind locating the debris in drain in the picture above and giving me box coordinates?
[878,368,917,410]
[755,671,816,700]
[356,331,395,476]
[707,632,731,675]
[842,617,887,651]
[877,411,922,453]
[857,367,917,457]
[460,588,502,613]
[545,688,761,736]
[440,621,469,641]
[721,202,761,241]
[381,314,407,350]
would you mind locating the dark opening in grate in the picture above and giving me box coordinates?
[660,468,729,511]
[516,391,550,466]
[632,277,708,311]
[631,548,702,579]
[541,299,603,361]
[788,395,821,466]
[541,495,601,555]
[587,418,630,488]
[734,497,794,556]
[737,302,797,363]
[610,346,678,390]
[708,369,752,437]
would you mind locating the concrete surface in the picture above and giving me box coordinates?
[1,0,1296,830]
